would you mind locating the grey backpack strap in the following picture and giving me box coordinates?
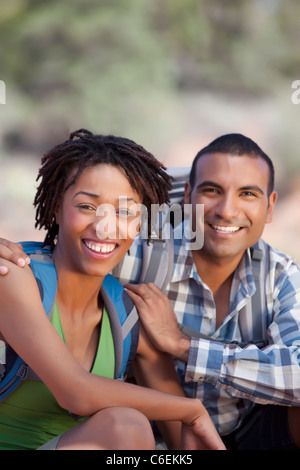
[137,166,189,289]
[250,243,266,343]
[237,243,267,347]
[167,166,190,205]
[24,368,41,381]
[121,306,139,340]
[139,224,174,292]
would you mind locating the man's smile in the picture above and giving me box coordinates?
[208,224,243,234]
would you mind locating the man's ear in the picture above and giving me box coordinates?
[184,181,191,205]
[266,191,277,224]
[183,181,192,218]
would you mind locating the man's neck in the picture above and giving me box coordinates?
[191,250,244,295]
[192,250,245,330]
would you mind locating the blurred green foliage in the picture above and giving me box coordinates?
[0,0,299,153]
[0,0,299,257]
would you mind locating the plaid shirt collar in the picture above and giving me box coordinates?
[170,226,257,300]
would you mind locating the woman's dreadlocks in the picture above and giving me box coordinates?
[34,129,173,247]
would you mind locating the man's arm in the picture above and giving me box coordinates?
[0,238,30,274]
[126,269,300,406]
[186,263,300,406]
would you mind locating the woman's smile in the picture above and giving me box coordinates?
[82,238,118,259]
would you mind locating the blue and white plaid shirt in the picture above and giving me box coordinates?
[113,224,300,435]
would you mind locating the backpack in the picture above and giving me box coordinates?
[0,242,139,403]
[138,166,267,349]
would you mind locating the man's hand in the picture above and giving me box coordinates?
[125,282,190,362]
[0,238,30,275]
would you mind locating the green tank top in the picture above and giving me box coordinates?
[0,303,115,450]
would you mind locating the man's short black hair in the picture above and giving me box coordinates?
[189,133,275,196]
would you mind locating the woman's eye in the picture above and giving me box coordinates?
[78,204,95,211]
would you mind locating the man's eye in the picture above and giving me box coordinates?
[118,209,135,217]
[202,188,219,194]
[241,191,256,197]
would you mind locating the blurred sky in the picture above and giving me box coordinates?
[0,0,300,260]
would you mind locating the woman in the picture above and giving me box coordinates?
[0,129,225,450]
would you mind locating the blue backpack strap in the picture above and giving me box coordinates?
[101,274,139,379]
[21,242,58,321]
[0,353,28,403]
[0,243,57,402]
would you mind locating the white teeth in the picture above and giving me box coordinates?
[84,241,116,253]
[211,225,240,233]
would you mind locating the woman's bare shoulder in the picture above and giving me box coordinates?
[0,257,36,288]
[0,258,41,321]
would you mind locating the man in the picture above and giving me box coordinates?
[1,133,300,449]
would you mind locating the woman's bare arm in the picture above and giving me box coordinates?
[0,259,198,420]
[0,259,225,449]
[133,324,184,449]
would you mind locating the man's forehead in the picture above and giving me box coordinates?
[195,152,269,171]
[194,152,270,185]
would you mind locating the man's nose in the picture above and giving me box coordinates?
[215,193,240,220]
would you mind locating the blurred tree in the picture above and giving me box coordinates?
[0,0,299,152]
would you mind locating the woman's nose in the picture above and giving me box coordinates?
[94,205,117,239]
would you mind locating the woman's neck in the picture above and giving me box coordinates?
[52,251,104,317]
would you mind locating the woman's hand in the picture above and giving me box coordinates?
[181,405,226,450]
[0,238,30,275]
